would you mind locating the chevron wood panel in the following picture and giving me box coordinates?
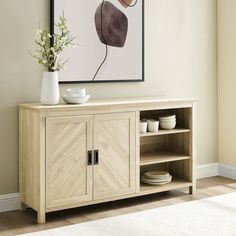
[93,112,136,200]
[46,116,93,208]
[19,98,196,223]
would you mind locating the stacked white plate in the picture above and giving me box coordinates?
[141,171,172,185]
[159,114,176,130]
[62,88,90,104]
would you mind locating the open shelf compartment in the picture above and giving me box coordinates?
[140,131,190,164]
[140,179,192,194]
[140,107,191,136]
[138,106,193,195]
[140,160,192,193]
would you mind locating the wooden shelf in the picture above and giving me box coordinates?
[140,179,192,195]
[140,128,190,137]
[140,152,190,166]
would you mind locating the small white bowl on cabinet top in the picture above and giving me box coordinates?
[66,88,86,98]
[62,94,90,104]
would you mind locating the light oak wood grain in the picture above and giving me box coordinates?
[19,98,196,223]
[19,97,196,112]
[140,129,190,137]
[140,152,190,166]
[19,109,46,223]
[46,116,93,209]
[93,112,136,200]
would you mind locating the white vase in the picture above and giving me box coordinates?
[41,72,60,105]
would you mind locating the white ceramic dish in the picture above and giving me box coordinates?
[141,119,155,122]
[141,175,172,183]
[147,120,159,132]
[160,118,176,121]
[62,95,90,104]
[160,121,176,130]
[140,121,148,133]
[143,171,170,180]
[141,176,172,185]
[66,88,86,98]
[159,114,176,120]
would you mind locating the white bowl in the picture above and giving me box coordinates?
[160,120,176,123]
[140,121,148,133]
[159,114,176,120]
[141,118,154,122]
[66,88,86,98]
[160,119,176,122]
[160,119,176,123]
[160,121,176,130]
[62,94,90,104]
[147,120,159,132]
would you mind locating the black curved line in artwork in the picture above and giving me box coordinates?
[93,0,137,82]
[92,0,108,82]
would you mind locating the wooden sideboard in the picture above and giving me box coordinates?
[19,97,196,223]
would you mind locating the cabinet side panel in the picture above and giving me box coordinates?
[190,105,197,193]
[19,108,42,211]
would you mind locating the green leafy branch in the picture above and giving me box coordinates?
[31,14,76,72]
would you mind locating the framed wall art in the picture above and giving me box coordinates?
[50,0,144,83]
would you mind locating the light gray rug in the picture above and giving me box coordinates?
[20,192,236,236]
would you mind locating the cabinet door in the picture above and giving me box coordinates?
[93,112,136,200]
[46,116,93,208]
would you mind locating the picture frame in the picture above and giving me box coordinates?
[50,0,144,83]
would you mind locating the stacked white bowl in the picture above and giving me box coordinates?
[62,88,90,104]
[159,114,176,130]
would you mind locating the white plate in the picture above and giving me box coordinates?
[62,95,90,104]
[141,177,172,185]
[141,175,172,183]
[143,171,170,179]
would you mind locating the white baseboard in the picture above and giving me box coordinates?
[197,163,219,179]
[0,193,20,212]
[0,163,235,213]
[219,164,236,180]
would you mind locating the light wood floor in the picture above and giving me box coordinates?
[0,177,236,236]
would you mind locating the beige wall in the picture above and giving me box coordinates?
[0,0,217,195]
[218,0,236,166]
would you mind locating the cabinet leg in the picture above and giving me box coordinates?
[20,202,27,211]
[37,211,46,224]
[189,185,196,195]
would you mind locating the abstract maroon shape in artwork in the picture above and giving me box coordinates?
[95,1,128,48]
[118,0,134,8]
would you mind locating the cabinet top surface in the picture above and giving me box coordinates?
[19,97,197,111]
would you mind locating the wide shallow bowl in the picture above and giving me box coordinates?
[160,121,176,130]
[66,88,86,98]
[159,114,176,120]
[159,117,176,120]
[62,95,90,104]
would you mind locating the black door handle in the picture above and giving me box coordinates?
[94,150,99,165]
[88,150,93,166]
